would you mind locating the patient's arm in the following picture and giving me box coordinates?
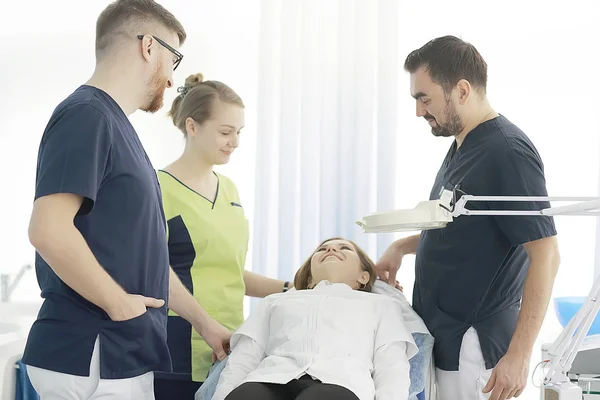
[212,335,266,400]
[244,270,290,297]
[372,299,416,399]
[373,340,410,400]
[212,298,272,400]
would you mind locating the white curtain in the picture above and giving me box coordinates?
[251,0,400,289]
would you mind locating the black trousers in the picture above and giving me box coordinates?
[154,378,202,400]
[225,375,359,400]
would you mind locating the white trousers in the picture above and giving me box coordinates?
[26,337,155,400]
[435,327,494,400]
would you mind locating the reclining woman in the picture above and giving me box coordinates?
[211,238,418,400]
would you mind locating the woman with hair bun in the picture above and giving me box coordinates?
[154,73,292,399]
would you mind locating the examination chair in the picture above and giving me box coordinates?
[195,280,436,400]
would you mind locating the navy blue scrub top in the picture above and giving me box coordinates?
[413,115,557,371]
[22,85,172,379]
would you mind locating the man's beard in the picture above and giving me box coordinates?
[430,98,464,137]
[142,63,167,114]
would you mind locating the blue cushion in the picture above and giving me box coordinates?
[15,361,40,400]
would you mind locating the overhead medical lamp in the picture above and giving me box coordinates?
[356,193,600,400]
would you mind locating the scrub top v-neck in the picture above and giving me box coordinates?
[156,169,250,382]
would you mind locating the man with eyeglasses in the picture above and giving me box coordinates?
[21,1,231,399]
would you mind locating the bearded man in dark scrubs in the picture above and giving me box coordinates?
[376,35,561,400]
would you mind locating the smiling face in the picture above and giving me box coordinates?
[185,100,245,166]
[410,66,465,138]
[297,238,373,291]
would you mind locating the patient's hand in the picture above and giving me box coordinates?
[195,318,232,362]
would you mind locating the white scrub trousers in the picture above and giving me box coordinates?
[26,337,154,400]
[435,327,493,400]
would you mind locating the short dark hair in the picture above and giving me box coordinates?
[96,0,186,55]
[404,35,487,94]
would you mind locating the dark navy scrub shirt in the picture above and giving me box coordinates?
[413,115,557,371]
[22,85,172,379]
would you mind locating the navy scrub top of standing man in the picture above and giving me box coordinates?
[375,35,561,400]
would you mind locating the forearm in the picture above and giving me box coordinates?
[213,336,265,400]
[168,268,212,327]
[395,234,421,255]
[373,342,410,400]
[30,223,127,313]
[244,270,288,298]
[508,240,560,356]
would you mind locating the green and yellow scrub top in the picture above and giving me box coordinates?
[157,170,249,382]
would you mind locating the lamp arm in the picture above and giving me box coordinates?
[564,298,600,369]
[451,196,600,217]
[543,276,600,385]
[357,193,600,386]
[357,194,600,233]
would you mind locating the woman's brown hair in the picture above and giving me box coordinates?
[293,237,377,292]
[168,73,244,137]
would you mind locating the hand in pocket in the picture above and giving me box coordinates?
[106,294,165,322]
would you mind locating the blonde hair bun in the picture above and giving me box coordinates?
[169,74,244,137]
[185,73,204,88]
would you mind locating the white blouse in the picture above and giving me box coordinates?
[212,281,418,400]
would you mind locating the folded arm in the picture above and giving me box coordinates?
[212,335,266,400]
[213,297,272,399]
[373,340,411,400]
[29,194,129,316]
[372,298,417,399]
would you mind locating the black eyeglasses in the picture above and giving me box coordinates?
[137,34,184,70]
